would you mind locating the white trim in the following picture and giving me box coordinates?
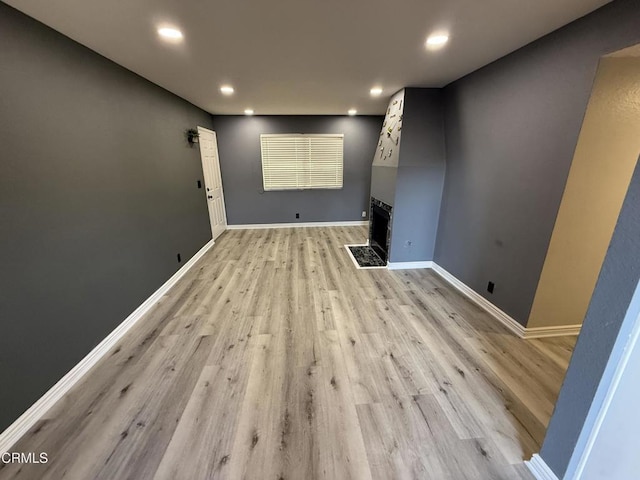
[387,261,433,270]
[430,262,581,339]
[344,244,387,270]
[430,262,526,337]
[0,239,216,455]
[524,324,582,338]
[526,454,560,480]
[227,221,368,230]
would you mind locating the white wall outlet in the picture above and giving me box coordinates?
[362,210,367,218]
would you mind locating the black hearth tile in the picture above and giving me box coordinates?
[348,245,387,268]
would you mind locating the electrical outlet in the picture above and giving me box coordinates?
[362,210,367,218]
[177,253,182,263]
[487,281,495,294]
[296,213,300,219]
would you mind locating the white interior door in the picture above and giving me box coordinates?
[197,127,227,240]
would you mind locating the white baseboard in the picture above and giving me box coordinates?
[430,263,581,339]
[430,262,527,337]
[526,454,560,480]
[387,261,433,270]
[524,324,582,338]
[0,239,215,455]
[227,221,368,229]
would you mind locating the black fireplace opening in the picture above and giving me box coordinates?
[370,203,391,263]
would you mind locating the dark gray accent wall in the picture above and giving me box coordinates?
[210,116,382,225]
[0,3,213,431]
[390,165,445,262]
[436,0,640,325]
[540,157,640,478]
[389,89,446,263]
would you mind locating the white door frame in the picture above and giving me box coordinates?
[197,127,227,240]
[567,279,640,479]
[527,280,640,480]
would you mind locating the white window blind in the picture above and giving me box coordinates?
[260,134,344,191]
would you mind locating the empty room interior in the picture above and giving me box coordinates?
[1,0,640,479]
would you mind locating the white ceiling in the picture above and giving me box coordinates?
[5,0,611,115]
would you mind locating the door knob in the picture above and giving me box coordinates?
[207,195,213,199]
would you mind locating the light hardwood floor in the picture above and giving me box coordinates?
[0,227,576,480]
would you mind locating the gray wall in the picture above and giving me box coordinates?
[370,89,405,208]
[210,115,382,225]
[436,0,640,326]
[370,166,398,207]
[389,88,446,263]
[540,157,640,478]
[578,278,640,480]
[0,3,213,431]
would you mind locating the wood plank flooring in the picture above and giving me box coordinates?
[0,227,575,480]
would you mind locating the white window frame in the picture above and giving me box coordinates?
[260,134,344,191]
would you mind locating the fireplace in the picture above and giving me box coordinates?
[369,198,392,263]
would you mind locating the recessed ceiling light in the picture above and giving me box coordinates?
[370,87,383,96]
[426,33,449,49]
[244,109,254,116]
[348,109,357,116]
[220,85,235,95]
[157,27,183,40]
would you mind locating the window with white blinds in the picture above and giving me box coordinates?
[260,134,344,191]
